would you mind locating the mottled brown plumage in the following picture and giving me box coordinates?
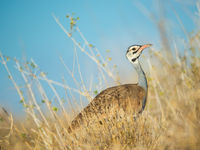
[69,84,145,131]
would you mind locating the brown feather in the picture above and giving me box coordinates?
[69,84,145,131]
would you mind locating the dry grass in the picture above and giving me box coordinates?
[1,2,200,150]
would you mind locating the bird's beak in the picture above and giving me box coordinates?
[139,44,152,52]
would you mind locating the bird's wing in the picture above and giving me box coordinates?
[70,84,145,129]
[91,84,145,113]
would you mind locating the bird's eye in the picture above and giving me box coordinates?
[132,48,136,51]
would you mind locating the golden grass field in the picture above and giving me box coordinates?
[1,3,200,150]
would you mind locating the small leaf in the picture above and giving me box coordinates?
[94,90,98,95]
[89,44,94,48]
[19,99,24,103]
[41,99,45,103]
[108,57,112,61]
[23,104,28,108]
[76,17,80,20]
[0,117,3,122]
[159,91,164,96]
[30,62,37,69]
[21,133,27,138]
[19,66,23,71]
[8,75,11,79]
[102,63,106,67]
[31,104,36,108]
[148,77,153,81]
[70,19,74,25]
[66,15,69,18]
[106,49,110,53]
[52,107,58,112]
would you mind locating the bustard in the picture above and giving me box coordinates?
[69,44,152,132]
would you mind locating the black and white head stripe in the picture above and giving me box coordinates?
[126,45,142,62]
[126,44,152,63]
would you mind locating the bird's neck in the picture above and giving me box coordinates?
[132,59,148,111]
[132,59,148,91]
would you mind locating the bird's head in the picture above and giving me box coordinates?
[126,44,152,62]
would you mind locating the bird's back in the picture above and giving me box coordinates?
[69,84,145,131]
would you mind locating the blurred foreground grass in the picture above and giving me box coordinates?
[1,4,200,150]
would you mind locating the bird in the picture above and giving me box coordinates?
[68,44,152,132]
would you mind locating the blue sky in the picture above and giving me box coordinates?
[0,0,197,116]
